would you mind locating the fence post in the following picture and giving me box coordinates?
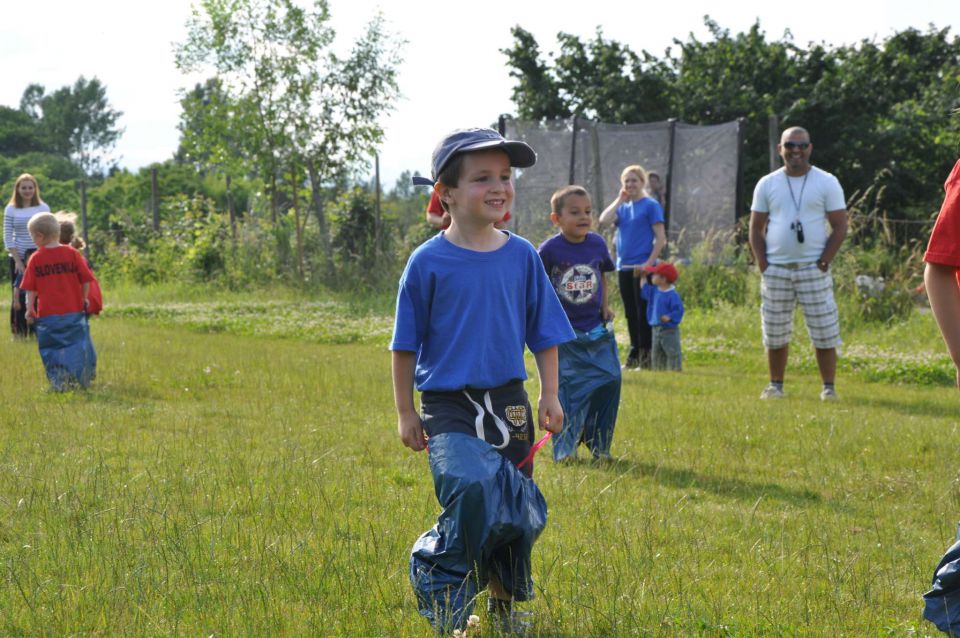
[226,174,236,241]
[568,116,578,185]
[664,118,678,235]
[374,153,382,263]
[735,117,748,220]
[768,114,780,173]
[151,167,160,231]
[80,179,89,261]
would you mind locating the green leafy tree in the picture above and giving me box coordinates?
[175,0,402,277]
[23,77,124,176]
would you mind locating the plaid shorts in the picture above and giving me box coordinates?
[760,263,841,349]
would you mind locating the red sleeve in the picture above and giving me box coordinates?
[75,248,95,283]
[925,159,960,268]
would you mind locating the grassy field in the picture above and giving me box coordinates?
[2,289,959,636]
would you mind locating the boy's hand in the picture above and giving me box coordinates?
[537,393,563,434]
[660,314,670,323]
[602,306,614,321]
[397,411,427,451]
[24,311,34,324]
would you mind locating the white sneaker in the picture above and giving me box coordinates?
[760,384,785,399]
[820,387,838,401]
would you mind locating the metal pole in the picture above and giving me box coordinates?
[568,116,578,185]
[664,118,678,234]
[735,117,747,220]
[226,174,236,241]
[80,180,89,261]
[374,153,381,262]
[151,167,160,231]
[768,114,780,172]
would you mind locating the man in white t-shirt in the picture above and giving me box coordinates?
[749,126,848,401]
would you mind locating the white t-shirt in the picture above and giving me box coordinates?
[751,166,845,264]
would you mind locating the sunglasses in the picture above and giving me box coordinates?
[783,141,810,150]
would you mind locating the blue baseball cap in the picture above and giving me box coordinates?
[412,128,536,186]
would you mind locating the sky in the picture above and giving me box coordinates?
[2,0,957,188]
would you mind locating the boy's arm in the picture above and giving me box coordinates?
[925,262,960,389]
[392,350,426,450]
[533,346,563,433]
[24,290,36,321]
[601,272,613,321]
[82,281,90,307]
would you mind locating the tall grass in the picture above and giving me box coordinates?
[1,296,957,635]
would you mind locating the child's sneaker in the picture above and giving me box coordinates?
[820,386,838,401]
[759,383,785,399]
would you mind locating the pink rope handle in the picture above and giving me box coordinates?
[516,432,552,470]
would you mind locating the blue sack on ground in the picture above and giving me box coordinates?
[35,312,96,390]
[410,433,547,633]
[554,325,621,461]
[923,524,960,634]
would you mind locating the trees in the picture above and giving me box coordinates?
[174,0,402,277]
[21,77,124,176]
[502,19,960,221]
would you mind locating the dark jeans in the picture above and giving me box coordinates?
[617,269,651,362]
[9,251,35,338]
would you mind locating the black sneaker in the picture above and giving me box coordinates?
[622,355,640,370]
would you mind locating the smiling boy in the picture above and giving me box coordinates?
[392,128,574,633]
[538,185,621,461]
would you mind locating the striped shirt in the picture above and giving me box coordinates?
[3,203,49,258]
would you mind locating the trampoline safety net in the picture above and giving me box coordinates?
[502,118,742,254]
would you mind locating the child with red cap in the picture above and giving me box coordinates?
[640,262,684,371]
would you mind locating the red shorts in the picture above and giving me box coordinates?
[925,159,960,270]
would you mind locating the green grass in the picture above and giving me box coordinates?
[1,293,958,636]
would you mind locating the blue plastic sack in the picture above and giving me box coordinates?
[410,433,547,633]
[924,524,960,634]
[553,325,621,461]
[35,312,96,390]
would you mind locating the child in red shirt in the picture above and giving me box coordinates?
[924,158,960,389]
[20,212,97,389]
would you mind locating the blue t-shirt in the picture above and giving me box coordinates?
[391,232,575,392]
[538,232,614,332]
[614,197,665,270]
[640,283,684,328]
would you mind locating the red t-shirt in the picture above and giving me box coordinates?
[925,158,960,269]
[425,190,512,230]
[19,245,95,317]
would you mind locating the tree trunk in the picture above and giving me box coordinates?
[307,160,335,278]
[291,164,305,279]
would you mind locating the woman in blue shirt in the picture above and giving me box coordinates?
[599,165,667,369]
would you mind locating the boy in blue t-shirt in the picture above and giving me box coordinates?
[538,185,621,462]
[640,262,685,371]
[392,128,574,634]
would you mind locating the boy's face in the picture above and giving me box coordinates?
[29,230,48,246]
[551,193,593,242]
[440,150,513,225]
[651,272,667,286]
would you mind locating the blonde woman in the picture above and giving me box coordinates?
[4,173,50,336]
[599,165,667,369]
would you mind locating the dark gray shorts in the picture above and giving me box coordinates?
[421,380,535,476]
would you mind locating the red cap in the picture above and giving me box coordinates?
[643,262,678,283]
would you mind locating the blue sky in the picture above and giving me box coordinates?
[3,0,956,187]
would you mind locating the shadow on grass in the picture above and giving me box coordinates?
[563,457,823,506]
[854,395,959,420]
